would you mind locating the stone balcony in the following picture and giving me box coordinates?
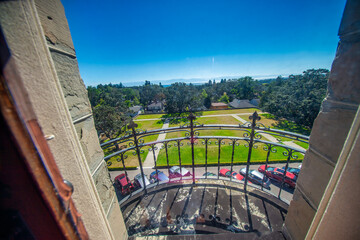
[121,179,288,239]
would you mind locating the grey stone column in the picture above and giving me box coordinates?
[283,0,360,239]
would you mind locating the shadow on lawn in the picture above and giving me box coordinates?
[156,112,203,125]
[262,113,311,136]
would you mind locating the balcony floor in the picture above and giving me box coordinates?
[120,179,288,239]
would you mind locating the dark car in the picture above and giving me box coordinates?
[258,165,297,188]
[134,173,151,188]
[282,166,300,176]
[115,173,134,195]
[169,166,191,178]
[150,170,169,183]
[203,172,217,177]
[239,167,271,189]
[219,168,245,181]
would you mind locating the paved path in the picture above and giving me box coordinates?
[143,120,169,168]
[283,141,307,152]
[231,114,280,142]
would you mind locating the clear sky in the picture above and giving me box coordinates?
[62,0,346,86]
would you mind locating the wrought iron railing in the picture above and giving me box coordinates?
[102,111,308,203]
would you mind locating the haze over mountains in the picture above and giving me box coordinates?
[120,74,285,87]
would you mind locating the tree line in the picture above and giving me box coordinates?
[88,68,329,139]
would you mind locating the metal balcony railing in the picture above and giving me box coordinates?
[102,111,308,204]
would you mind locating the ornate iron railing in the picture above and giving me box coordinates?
[102,111,309,203]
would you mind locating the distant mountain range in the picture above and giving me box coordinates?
[121,74,287,87]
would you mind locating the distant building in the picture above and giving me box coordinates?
[229,99,257,109]
[210,102,228,110]
[146,101,164,113]
[250,99,260,107]
[129,105,143,117]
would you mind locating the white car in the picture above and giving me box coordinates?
[169,166,191,178]
[134,174,151,188]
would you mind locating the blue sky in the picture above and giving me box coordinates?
[62,0,346,86]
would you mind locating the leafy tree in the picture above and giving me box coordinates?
[232,76,256,100]
[204,96,212,109]
[165,83,203,113]
[219,92,229,103]
[260,69,329,128]
[93,104,130,141]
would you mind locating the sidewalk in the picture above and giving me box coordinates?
[142,120,169,168]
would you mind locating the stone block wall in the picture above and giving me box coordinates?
[0,0,127,239]
[33,0,127,238]
[283,0,360,239]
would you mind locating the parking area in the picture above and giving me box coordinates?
[110,162,301,203]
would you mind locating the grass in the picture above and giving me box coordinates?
[135,113,164,120]
[201,108,259,116]
[106,119,163,169]
[156,141,303,166]
[106,110,309,170]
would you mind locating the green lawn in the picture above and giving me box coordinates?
[107,119,164,169]
[201,108,259,116]
[156,141,303,166]
[135,113,164,120]
[134,108,259,120]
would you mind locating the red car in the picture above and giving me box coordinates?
[219,168,244,181]
[258,165,297,188]
[115,173,134,195]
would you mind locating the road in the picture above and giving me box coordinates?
[110,162,300,203]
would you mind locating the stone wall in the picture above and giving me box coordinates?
[283,0,360,239]
[0,0,127,239]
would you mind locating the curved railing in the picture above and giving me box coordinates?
[102,112,309,204]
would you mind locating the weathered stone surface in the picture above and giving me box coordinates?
[93,163,115,212]
[313,119,360,239]
[107,197,129,240]
[283,190,316,240]
[35,0,75,53]
[296,150,334,207]
[50,51,91,120]
[308,104,356,163]
[327,40,360,104]
[74,116,104,172]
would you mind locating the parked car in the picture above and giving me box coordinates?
[219,168,244,181]
[115,173,134,195]
[239,168,271,189]
[150,170,169,182]
[134,173,151,188]
[169,166,191,178]
[258,165,297,188]
[282,166,300,177]
[203,172,217,177]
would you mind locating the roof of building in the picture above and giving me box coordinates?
[129,105,142,112]
[211,102,228,107]
[148,102,163,108]
[229,99,257,108]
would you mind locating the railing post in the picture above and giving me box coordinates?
[188,113,196,184]
[177,140,183,181]
[128,120,147,195]
[245,111,261,191]
[164,142,170,179]
[151,144,159,184]
[278,150,293,198]
[217,138,221,180]
[205,139,208,178]
[230,140,236,182]
[119,153,128,179]
[261,144,272,191]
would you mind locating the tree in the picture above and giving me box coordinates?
[260,69,329,128]
[204,96,212,109]
[93,104,130,143]
[165,83,202,113]
[219,92,229,103]
[232,76,255,100]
